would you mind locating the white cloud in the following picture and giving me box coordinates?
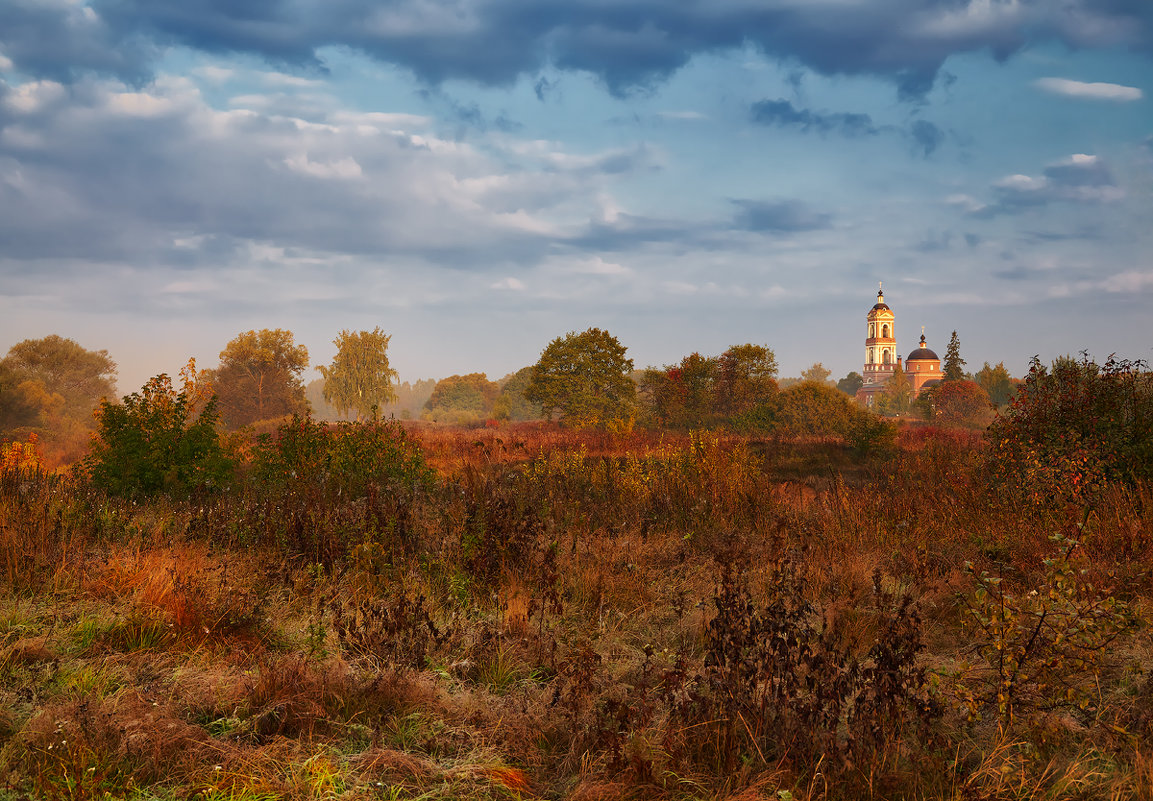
[1101,270,1153,293]
[106,91,175,117]
[257,71,324,88]
[993,174,1048,192]
[4,81,66,113]
[944,193,987,214]
[0,52,13,72]
[569,256,630,276]
[192,65,236,83]
[282,153,364,180]
[490,277,526,291]
[1034,77,1143,102]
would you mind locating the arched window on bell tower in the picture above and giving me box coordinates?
[882,323,889,338]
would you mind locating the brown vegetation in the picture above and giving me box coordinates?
[1,421,1151,800]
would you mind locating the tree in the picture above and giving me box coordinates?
[85,360,232,498]
[776,381,856,436]
[0,335,117,432]
[943,330,966,381]
[714,344,778,416]
[525,327,636,427]
[974,361,1015,407]
[493,367,542,422]
[926,379,994,428]
[423,373,500,423]
[640,352,719,428]
[317,328,398,421]
[836,372,864,397]
[212,329,309,429]
[875,363,913,416]
[801,362,832,384]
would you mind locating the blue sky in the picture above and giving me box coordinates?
[1,0,1150,393]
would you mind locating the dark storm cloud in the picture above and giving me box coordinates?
[729,199,832,233]
[4,0,1150,99]
[750,99,879,137]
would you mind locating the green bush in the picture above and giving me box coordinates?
[249,414,434,499]
[84,372,233,499]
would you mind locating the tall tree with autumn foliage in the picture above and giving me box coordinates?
[0,335,117,431]
[526,328,635,427]
[0,335,117,465]
[212,329,309,429]
[714,344,778,417]
[317,328,398,421]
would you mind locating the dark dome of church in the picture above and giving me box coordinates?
[906,346,939,362]
[871,302,891,312]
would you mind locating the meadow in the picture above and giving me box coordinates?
[1,420,1151,801]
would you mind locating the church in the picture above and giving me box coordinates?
[855,285,944,408]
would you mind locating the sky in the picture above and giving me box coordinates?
[1,0,1151,394]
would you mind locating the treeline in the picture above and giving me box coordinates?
[0,323,1028,468]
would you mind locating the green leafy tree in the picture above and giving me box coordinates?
[525,327,636,427]
[212,329,309,429]
[85,362,232,498]
[943,330,967,381]
[423,373,500,423]
[714,344,778,416]
[493,367,542,422]
[974,361,1016,407]
[317,328,398,421]
[836,372,864,397]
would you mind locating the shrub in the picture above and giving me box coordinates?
[249,414,434,500]
[985,354,1153,503]
[84,366,233,499]
[959,531,1139,730]
[920,379,995,429]
[775,380,856,437]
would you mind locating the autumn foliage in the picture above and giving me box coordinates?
[986,353,1153,504]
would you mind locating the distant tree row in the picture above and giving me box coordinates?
[0,324,1032,467]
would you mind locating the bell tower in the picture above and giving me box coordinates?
[863,283,898,389]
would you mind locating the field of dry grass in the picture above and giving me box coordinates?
[1,423,1151,800]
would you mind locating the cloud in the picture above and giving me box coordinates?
[964,153,1125,217]
[2,0,1149,100]
[656,110,705,121]
[908,119,945,157]
[751,99,948,157]
[0,75,667,273]
[750,99,879,137]
[1034,77,1144,101]
[729,199,832,233]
